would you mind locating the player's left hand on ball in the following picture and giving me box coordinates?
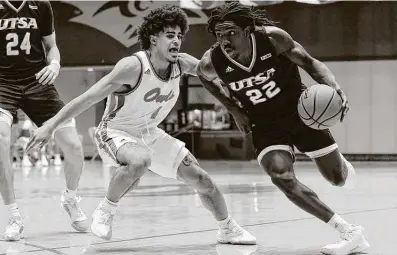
[336,89,349,122]
[25,126,52,153]
[35,63,59,85]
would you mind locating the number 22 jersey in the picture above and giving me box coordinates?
[211,30,305,123]
[0,0,53,81]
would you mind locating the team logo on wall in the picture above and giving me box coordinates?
[61,1,216,48]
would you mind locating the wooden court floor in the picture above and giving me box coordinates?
[0,160,395,254]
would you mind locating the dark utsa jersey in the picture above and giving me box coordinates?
[211,30,306,123]
[0,0,53,80]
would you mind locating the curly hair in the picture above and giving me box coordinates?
[138,5,189,50]
[207,1,276,35]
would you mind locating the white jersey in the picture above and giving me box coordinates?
[100,51,181,135]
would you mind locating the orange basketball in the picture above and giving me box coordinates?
[297,84,343,130]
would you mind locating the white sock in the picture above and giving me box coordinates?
[65,189,77,199]
[7,203,20,218]
[327,214,350,233]
[101,197,118,214]
[217,215,232,228]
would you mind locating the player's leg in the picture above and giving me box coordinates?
[293,121,369,254]
[176,153,256,245]
[91,128,150,240]
[148,128,256,245]
[0,84,24,241]
[22,84,88,232]
[259,147,336,223]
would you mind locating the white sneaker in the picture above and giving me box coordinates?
[40,155,49,166]
[321,225,370,255]
[3,216,24,241]
[217,219,256,245]
[22,155,32,167]
[60,192,88,232]
[91,203,115,240]
[53,155,62,166]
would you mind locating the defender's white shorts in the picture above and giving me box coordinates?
[94,127,189,179]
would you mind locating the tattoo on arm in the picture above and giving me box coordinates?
[182,154,193,166]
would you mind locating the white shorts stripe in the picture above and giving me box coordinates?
[257,145,294,164]
[305,143,338,158]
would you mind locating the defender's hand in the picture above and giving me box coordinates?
[336,89,349,122]
[35,62,60,85]
[26,125,53,153]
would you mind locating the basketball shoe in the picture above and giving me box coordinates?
[321,225,370,255]
[91,201,117,240]
[217,218,256,245]
[60,192,88,232]
[3,216,24,241]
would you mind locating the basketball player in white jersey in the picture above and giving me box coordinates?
[26,5,256,244]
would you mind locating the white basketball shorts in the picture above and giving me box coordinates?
[94,127,189,179]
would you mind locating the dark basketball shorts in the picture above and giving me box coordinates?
[251,111,338,164]
[0,75,75,130]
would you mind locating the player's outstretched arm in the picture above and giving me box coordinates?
[178,53,199,76]
[197,51,251,133]
[26,57,141,151]
[49,56,141,130]
[266,26,349,120]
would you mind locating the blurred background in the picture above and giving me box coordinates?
[13,0,397,164]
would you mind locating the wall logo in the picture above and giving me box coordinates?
[61,1,213,48]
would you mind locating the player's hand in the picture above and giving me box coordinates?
[336,88,349,122]
[232,109,251,134]
[35,62,60,85]
[25,125,53,153]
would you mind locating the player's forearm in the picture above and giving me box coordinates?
[198,75,242,114]
[307,60,341,91]
[48,96,96,131]
[46,45,61,66]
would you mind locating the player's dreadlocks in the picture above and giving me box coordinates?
[138,5,189,50]
[207,1,277,35]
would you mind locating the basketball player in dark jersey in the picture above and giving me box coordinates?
[0,0,88,240]
[197,2,369,254]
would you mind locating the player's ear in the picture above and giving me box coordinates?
[150,35,157,46]
[243,26,252,37]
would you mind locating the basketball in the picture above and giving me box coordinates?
[297,84,343,130]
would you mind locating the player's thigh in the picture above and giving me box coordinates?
[292,120,344,181]
[0,82,23,124]
[252,122,295,166]
[53,126,83,156]
[94,127,151,172]
[149,128,189,180]
[21,84,72,127]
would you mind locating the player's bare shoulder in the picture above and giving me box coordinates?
[197,49,217,81]
[258,26,294,54]
[109,56,142,89]
[36,0,52,10]
[177,53,199,76]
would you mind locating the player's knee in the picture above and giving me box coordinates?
[261,151,297,194]
[63,140,84,160]
[125,156,150,177]
[261,151,292,176]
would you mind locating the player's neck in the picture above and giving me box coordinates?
[146,50,171,80]
[235,37,253,66]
